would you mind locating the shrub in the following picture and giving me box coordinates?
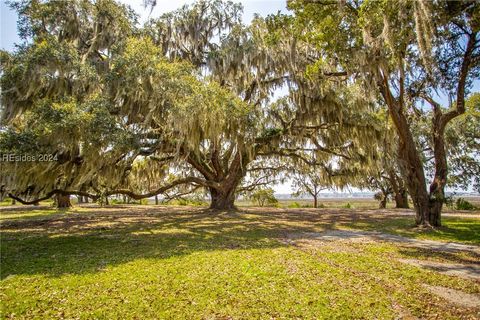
[455,198,477,210]
[343,203,354,209]
[173,198,189,206]
[188,198,208,206]
[168,197,208,206]
[139,199,149,205]
[288,201,301,208]
[250,188,278,207]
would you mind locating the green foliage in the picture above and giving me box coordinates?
[4,0,475,216]
[410,93,480,194]
[443,194,455,210]
[455,198,477,211]
[250,188,278,207]
[1,0,385,209]
[444,93,480,193]
[167,197,208,207]
[0,197,13,206]
[285,0,480,224]
[343,203,354,209]
[110,199,121,205]
[288,201,301,208]
[139,199,149,205]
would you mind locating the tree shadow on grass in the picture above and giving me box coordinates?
[396,247,480,266]
[337,214,480,245]
[1,206,338,279]
[4,206,475,280]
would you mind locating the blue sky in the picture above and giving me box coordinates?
[1,0,289,51]
[120,0,288,24]
[1,0,19,51]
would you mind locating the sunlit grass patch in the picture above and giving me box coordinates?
[1,207,479,319]
[0,209,64,221]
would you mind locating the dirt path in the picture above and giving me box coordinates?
[399,259,480,280]
[284,229,480,281]
[423,285,480,308]
[286,229,480,254]
[284,229,480,311]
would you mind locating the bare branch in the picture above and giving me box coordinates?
[107,177,217,199]
[8,190,99,205]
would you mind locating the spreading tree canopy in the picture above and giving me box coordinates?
[284,0,479,225]
[1,0,380,209]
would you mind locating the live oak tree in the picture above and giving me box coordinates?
[1,0,139,207]
[369,172,409,209]
[358,94,479,209]
[286,0,479,226]
[141,1,380,208]
[1,0,379,209]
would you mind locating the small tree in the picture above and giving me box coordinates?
[250,188,278,207]
[291,165,330,209]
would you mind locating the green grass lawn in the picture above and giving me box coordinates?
[1,206,479,319]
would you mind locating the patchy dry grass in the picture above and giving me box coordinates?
[1,205,479,319]
[339,214,480,245]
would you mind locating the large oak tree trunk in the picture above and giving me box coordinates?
[429,193,443,227]
[387,99,430,226]
[56,194,71,208]
[398,138,430,225]
[313,195,318,208]
[209,187,236,210]
[427,115,449,227]
[185,143,248,211]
